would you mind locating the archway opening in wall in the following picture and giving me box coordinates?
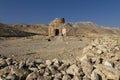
[55,29,59,36]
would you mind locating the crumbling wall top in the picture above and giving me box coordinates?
[49,18,65,26]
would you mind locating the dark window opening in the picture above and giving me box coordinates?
[55,29,59,36]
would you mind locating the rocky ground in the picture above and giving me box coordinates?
[0,36,89,61]
[0,35,120,80]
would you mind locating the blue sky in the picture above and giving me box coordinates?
[0,0,120,26]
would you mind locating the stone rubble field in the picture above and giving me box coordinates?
[0,37,120,80]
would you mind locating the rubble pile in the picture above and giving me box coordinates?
[81,37,120,80]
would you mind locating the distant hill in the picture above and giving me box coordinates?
[10,24,48,36]
[0,22,120,37]
[0,23,37,37]
[67,22,120,36]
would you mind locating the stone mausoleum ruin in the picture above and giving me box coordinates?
[48,18,67,37]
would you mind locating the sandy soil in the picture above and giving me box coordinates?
[0,36,89,62]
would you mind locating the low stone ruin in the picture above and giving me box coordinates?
[48,18,68,37]
[0,37,120,80]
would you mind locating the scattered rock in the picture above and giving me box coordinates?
[34,59,43,64]
[52,58,61,67]
[0,58,7,68]
[10,68,28,80]
[53,77,61,80]
[73,75,82,80]
[80,54,88,62]
[46,60,52,66]
[26,59,35,67]
[95,64,120,80]
[6,73,19,80]
[19,61,26,69]
[26,72,39,80]
[0,67,11,76]
[91,71,100,80]
[81,59,93,78]
[104,60,113,67]
[62,74,71,80]
[6,58,13,65]
[96,50,102,54]
[37,76,51,80]
[114,46,119,51]
[66,64,80,76]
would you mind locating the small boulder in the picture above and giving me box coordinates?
[53,77,61,80]
[19,61,26,69]
[72,75,82,80]
[0,58,7,68]
[37,76,51,80]
[26,72,39,80]
[80,55,88,62]
[34,59,43,64]
[62,74,71,80]
[6,58,13,65]
[96,50,102,54]
[104,60,113,67]
[46,60,52,66]
[81,59,93,78]
[0,66,11,75]
[66,64,80,75]
[10,68,28,80]
[6,73,19,80]
[91,71,100,80]
[95,64,120,80]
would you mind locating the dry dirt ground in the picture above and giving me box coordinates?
[0,36,89,62]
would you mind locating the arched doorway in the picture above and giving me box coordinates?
[55,29,59,36]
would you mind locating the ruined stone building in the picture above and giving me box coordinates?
[48,18,67,37]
